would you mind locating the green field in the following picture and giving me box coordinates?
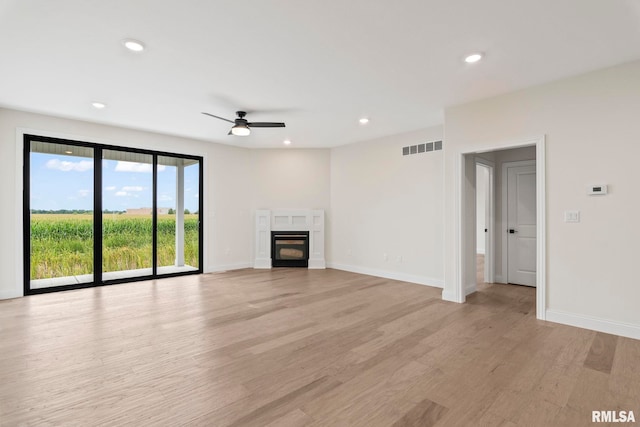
[30,214,199,279]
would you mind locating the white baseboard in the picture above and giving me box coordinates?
[494,274,504,284]
[206,262,252,273]
[0,290,22,300]
[326,262,444,289]
[253,259,272,269]
[442,289,464,303]
[308,259,326,269]
[546,309,640,341]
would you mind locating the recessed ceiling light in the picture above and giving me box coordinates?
[123,39,145,52]
[464,53,483,63]
[64,150,73,154]
[359,118,369,124]
[92,102,106,109]
[283,140,292,145]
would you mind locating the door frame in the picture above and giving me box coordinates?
[501,159,536,285]
[475,159,495,284]
[455,135,546,320]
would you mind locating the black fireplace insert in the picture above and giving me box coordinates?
[271,231,309,267]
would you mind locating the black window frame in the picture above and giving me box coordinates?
[23,134,204,295]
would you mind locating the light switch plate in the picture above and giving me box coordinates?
[564,210,580,223]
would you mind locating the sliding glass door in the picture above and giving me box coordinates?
[24,135,203,294]
[156,156,201,275]
[27,141,95,290]
[102,150,154,281]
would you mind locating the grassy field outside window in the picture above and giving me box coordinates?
[30,213,199,279]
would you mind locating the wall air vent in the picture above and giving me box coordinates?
[402,140,442,156]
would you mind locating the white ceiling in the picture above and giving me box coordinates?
[1,0,640,148]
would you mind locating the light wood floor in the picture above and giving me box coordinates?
[1,268,638,426]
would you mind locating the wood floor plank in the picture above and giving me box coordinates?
[609,337,640,400]
[302,358,434,426]
[390,398,448,427]
[0,267,639,426]
[565,367,610,412]
[264,408,313,427]
[583,331,619,374]
[226,376,342,427]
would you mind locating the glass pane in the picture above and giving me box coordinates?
[29,141,94,289]
[156,156,200,274]
[102,150,153,280]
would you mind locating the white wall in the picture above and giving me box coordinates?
[329,126,444,287]
[0,108,254,298]
[249,149,331,211]
[444,60,640,337]
[248,148,331,261]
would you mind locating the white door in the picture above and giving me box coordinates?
[506,163,536,286]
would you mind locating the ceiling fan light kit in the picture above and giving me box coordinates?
[202,110,285,137]
[231,124,251,136]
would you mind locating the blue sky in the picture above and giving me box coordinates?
[30,153,200,212]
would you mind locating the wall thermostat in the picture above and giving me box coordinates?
[588,185,608,195]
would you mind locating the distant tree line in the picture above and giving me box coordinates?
[31,209,125,214]
[31,209,197,215]
[167,209,196,215]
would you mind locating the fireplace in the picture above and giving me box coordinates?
[271,231,309,267]
[254,209,325,269]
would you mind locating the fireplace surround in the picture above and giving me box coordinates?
[254,209,325,269]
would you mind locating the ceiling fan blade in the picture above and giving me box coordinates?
[247,122,286,128]
[228,129,233,135]
[202,112,235,123]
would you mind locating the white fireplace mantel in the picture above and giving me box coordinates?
[254,209,325,269]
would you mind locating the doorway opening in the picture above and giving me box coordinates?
[475,159,494,289]
[455,136,546,320]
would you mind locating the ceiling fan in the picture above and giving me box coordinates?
[202,111,285,136]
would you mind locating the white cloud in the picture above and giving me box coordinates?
[194,194,199,199]
[114,161,166,173]
[114,161,150,173]
[115,191,128,197]
[105,186,116,191]
[158,194,172,202]
[46,158,93,172]
[78,189,90,198]
[122,186,144,192]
